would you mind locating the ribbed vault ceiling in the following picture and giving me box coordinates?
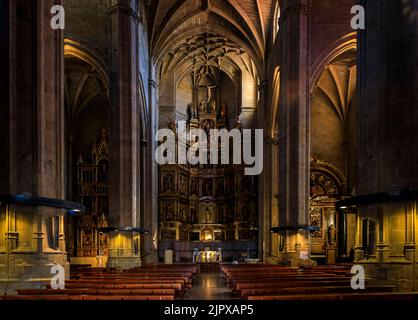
[148,0,275,75]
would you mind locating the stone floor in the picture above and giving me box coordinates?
[183,272,234,300]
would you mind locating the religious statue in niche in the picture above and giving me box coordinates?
[98,232,107,256]
[198,101,205,115]
[210,100,216,115]
[187,103,197,120]
[205,207,212,224]
[219,103,227,119]
[327,224,338,246]
[309,207,323,238]
[163,174,174,192]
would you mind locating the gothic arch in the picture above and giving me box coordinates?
[268,66,280,139]
[271,0,281,43]
[310,32,357,91]
[310,160,348,197]
[64,38,109,89]
[138,74,148,141]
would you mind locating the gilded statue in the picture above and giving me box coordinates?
[211,100,216,114]
[220,103,227,118]
[205,208,211,223]
[327,224,337,246]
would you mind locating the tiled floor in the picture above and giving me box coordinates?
[183,272,234,300]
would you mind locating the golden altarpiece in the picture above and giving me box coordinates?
[75,129,110,259]
[307,160,352,264]
[159,90,258,262]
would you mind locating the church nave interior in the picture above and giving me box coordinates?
[0,0,418,302]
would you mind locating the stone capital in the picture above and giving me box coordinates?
[107,4,142,24]
[280,3,311,24]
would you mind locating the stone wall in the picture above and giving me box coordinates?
[356,0,418,290]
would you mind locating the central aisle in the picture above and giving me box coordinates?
[183,272,233,300]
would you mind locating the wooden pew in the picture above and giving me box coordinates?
[240,285,395,299]
[17,288,176,296]
[247,292,418,301]
[1,295,174,301]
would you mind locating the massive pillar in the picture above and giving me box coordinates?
[0,0,67,292]
[277,0,311,266]
[258,80,281,262]
[357,0,418,290]
[140,79,160,264]
[258,81,270,262]
[107,0,141,269]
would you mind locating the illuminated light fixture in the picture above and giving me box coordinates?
[68,208,82,216]
[98,226,149,234]
[0,193,85,216]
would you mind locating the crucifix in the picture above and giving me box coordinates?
[205,85,217,114]
[206,85,216,104]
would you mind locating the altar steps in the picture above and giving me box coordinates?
[199,263,220,273]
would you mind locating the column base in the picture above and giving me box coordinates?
[354,246,365,262]
[0,252,69,294]
[404,244,416,261]
[376,243,390,262]
[360,260,417,292]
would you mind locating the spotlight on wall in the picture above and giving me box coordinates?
[68,208,82,216]
[15,193,33,201]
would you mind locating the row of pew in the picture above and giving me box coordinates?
[1,264,198,301]
[222,264,418,300]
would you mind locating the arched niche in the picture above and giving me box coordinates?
[310,44,357,194]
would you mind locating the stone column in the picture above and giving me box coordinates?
[107,0,141,269]
[277,0,311,266]
[404,202,415,262]
[357,0,418,290]
[140,79,159,265]
[0,0,67,292]
[338,210,348,258]
[257,80,270,261]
